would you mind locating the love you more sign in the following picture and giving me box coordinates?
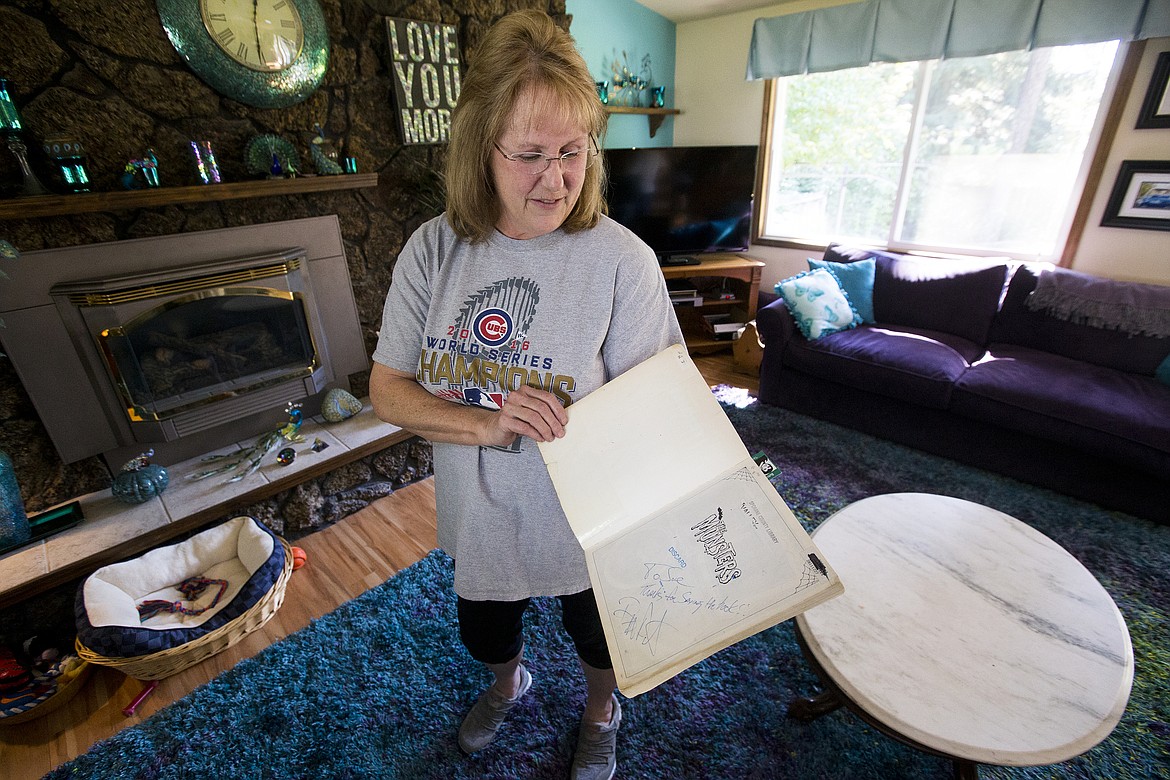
[385,18,462,145]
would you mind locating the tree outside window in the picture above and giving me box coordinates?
[760,41,1119,259]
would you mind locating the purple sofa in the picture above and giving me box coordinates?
[756,244,1170,524]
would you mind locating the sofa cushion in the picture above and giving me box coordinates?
[953,345,1170,456]
[823,243,904,267]
[822,244,1009,345]
[991,265,1170,375]
[782,324,981,409]
[775,268,861,340]
[809,257,876,323]
[873,257,1009,345]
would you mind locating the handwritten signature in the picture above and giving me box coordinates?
[634,561,752,618]
[613,596,673,656]
[643,562,691,586]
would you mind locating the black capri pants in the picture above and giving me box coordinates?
[457,589,613,670]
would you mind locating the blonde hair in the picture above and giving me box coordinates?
[445,11,608,242]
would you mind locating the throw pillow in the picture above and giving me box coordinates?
[809,257,876,323]
[775,268,861,340]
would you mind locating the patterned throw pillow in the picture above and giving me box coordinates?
[775,268,861,340]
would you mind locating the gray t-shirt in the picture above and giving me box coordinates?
[372,214,684,600]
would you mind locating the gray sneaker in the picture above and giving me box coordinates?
[457,664,533,753]
[570,695,621,780]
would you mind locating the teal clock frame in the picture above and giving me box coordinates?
[157,0,329,109]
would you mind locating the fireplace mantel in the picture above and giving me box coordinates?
[0,173,378,220]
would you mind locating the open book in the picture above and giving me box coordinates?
[539,344,843,696]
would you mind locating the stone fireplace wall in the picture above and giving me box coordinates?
[0,0,568,512]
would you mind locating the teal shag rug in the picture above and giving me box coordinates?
[47,392,1169,779]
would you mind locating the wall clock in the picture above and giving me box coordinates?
[157,0,329,109]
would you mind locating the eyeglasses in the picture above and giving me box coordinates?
[493,139,598,175]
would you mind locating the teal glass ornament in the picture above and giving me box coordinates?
[112,450,170,504]
[0,78,22,134]
[0,450,30,548]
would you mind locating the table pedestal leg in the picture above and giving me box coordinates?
[787,688,844,721]
[954,759,979,779]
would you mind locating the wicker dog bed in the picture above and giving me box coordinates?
[75,516,292,681]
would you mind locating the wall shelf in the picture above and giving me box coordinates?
[0,173,379,220]
[604,106,681,137]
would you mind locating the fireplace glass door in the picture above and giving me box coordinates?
[99,288,318,421]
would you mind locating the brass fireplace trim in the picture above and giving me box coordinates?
[96,286,322,423]
[66,259,302,307]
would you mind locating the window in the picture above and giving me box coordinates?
[757,41,1120,259]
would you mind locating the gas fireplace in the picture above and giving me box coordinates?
[0,217,368,469]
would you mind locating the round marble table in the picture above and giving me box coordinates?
[791,493,1133,778]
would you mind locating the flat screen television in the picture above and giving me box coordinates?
[604,145,758,265]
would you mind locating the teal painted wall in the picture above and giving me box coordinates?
[567,0,676,148]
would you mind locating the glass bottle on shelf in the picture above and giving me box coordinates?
[0,78,22,134]
[0,77,50,196]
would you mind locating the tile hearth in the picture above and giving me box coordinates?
[0,400,407,609]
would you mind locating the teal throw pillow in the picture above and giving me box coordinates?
[809,257,876,323]
[1157,353,1170,386]
[775,267,861,340]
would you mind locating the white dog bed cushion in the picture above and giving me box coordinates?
[75,516,285,658]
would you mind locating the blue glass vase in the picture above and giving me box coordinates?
[0,450,30,548]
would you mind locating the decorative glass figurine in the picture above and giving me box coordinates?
[640,54,654,108]
[188,402,306,482]
[122,149,159,189]
[596,81,609,105]
[1,77,50,197]
[142,149,159,186]
[652,86,666,108]
[0,79,21,133]
[609,50,638,107]
[112,449,170,504]
[190,140,221,184]
[309,123,344,175]
[43,136,91,193]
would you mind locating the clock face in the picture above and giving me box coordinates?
[158,0,328,108]
[200,0,304,72]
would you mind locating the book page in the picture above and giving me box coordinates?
[540,344,750,548]
[587,459,841,696]
[539,344,842,696]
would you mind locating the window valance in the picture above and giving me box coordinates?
[746,0,1170,80]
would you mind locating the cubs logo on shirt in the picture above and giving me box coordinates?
[472,307,513,347]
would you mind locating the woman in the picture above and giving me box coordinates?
[370,10,683,779]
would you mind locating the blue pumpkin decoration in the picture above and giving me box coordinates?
[112,450,170,504]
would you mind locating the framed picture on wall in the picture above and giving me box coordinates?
[1101,160,1170,231]
[1136,51,1170,129]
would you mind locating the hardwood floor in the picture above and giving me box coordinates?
[0,352,758,779]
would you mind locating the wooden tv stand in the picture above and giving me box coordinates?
[661,253,764,354]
